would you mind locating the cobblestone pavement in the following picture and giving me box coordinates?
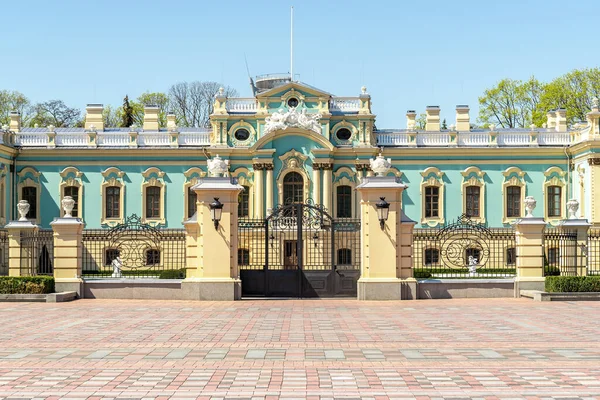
[0,298,599,399]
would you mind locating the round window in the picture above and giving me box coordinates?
[234,128,250,141]
[287,97,299,108]
[336,128,352,141]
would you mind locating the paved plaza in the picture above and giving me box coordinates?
[0,298,599,399]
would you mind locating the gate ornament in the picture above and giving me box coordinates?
[17,200,30,221]
[524,196,537,218]
[264,107,322,135]
[438,214,491,270]
[61,196,75,218]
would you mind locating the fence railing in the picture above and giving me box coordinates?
[0,230,8,276]
[20,229,54,276]
[543,228,580,276]
[587,229,600,276]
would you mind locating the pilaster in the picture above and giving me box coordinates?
[322,164,333,212]
[312,164,321,205]
[514,217,546,292]
[253,163,265,219]
[50,217,84,295]
[265,164,274,215]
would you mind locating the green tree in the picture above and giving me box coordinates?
[137,92,169,128]
[120,95,135,128]
[441,118,447,130]
[0,90,30,126]
[478,77,542,128]
[416,113,427,129]
[30,100,81,127]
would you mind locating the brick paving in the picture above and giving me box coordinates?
[0,298,599,399]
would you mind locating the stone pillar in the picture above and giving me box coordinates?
[183,217,200,279]
[356,173,409,300]
[265,164,274,216]
[5,220,37,277]
[514,197,546,293]
[51,217,84,295]
[253,163,264,219]
[312,164,321,206]
[322,164,332,212]
[182,173,243,300]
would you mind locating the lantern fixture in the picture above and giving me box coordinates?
[375,196,390,230]
[209,197,223,230]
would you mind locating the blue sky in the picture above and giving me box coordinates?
[2,0,599,128]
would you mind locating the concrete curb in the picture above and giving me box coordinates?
[520,290,600,301]
[0,292,78,303]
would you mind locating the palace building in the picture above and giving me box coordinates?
[1,73,599,298]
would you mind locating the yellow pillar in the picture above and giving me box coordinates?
[183,218,200,279]
[253,164,264,219]
[514,213,546,293]
[322,164,332,212]
[51,218,84,295]
[312,164,321,205]
[5,221,37,277]
[356,174,410,300]
[182,174,243,300]
[265,165,274,216]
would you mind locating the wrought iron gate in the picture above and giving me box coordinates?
[238,202,361,297]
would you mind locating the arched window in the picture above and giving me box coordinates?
[105,186,121,219]
[506,186,521,218]
[336,185,352,218]
[238,248,250,265]
[283,172,303,204]
[424,248,439,265]
[337,248,352,265]
[238,185,250,218]
[146,249,160,266]
[145,186,161,219]
[63,186,79,218]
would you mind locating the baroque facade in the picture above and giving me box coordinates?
[1,74,600,230]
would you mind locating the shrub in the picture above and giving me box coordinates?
[545,276,600,292]
[544,266,561,276]
[414,270,432,279]
[158,269,186,279]
[0,276,55,294]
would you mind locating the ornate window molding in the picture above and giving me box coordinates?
[183,167,207,221]
[331,120,358,145]
[101,167,126,226]
[141,167,166,226]
[460,166,486,224]
[543,166,567,224]
[0,164,7,225]
[59,166,84,219]
[280,89,306,109]
[420,167,445,227]
[501,166,526,224]
[333,166,357,218]
[228,119,256,147]
[277,150,310,206]
[17,166,42,224]
[231,167,254,218]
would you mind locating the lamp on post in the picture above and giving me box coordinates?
[375,196,390,230]
[209,197,223,230]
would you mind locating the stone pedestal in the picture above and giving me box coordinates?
[356,176,410,300]
[514,217,546,293]
[5,220,37,277]
[182,176,243,300]
[50,217,84,295]
[560,218,591,276]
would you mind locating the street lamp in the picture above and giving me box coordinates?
[209,197,223,230]
[375,196,390,230]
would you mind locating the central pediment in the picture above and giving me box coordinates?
[264,107,322,135]
[256,81,332,99]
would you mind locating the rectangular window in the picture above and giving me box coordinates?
[506,186,521,218]
[547,186,562,218]
[187,189,197,219]
[238,186,249,218]
[424,248,439,265]
[63,186,79,218]
[21,187,37,219]
[506,247,516,265]
[146,186,161,219]
[105,186,120,219]
[465,186,480,218]
[547,248,559,265]
[337,248,352,265]
[238,249,250,265]
[424,186,439,218]
[336,185,352,218]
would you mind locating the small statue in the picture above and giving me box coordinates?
[468,256,478,275]
[111,256,123,278]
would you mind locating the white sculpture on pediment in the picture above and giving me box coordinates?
[264,107,322,135]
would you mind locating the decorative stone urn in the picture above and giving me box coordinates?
[17,200,30,221]
[207,154,229,177]
[369,151,392,177]
[62,196,75,218]
[524,196,537,218]
[567,198,579,219]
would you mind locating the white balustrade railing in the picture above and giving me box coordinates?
[417,133,450,146]
[55,133,88,146]
[458,132,489,146]
[538,131,570,146]
[330,97,361,112]
[97,133,130,147]
[138,133,171,146]
[14,133,49,146]
[497,132,530,146]
[377,132,411,146]
[226,98,257,113]
[179,132,210,146]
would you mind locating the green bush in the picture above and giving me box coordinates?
[414,270,432,279]
[544,266,561,276]
[545,276,600,292]
[158,269,186,279]
[0,276,55,294]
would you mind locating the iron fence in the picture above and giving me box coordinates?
[81,215,186,279]
[20,229,54,276]
[587,228,600,276]
[543,228,579,276]
[413,215,517,279]
[0,230,8,276]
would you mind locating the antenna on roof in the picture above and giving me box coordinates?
[245,53,257,95]
[290,6,294,82]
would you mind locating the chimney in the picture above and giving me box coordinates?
[425,106,440,131]
[546,109,556,129]
[167,112,177,131]
[555,108,567,132]
[85,104,104,131]
[406,110,417,130]
[9,111,21,132]
[143,105,160,131]
[455,105,470,131]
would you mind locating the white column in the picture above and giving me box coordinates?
[254,164,264,219]
[312,165,321,205]
[323,164,332,213]
[265,165,274,216]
